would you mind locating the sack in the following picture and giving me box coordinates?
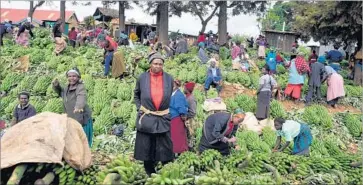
[232,57,241,70]
[1,112,91,171]
[239,112,275,135]
[13,55,30,72]
[202,98,227,112]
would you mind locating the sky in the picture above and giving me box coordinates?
[1,1,262,37]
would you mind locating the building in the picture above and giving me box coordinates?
[262,30,300,53]
[110,18,156,43]
[93,7,118,22]
[0,8,79,32]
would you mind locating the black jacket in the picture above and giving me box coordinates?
[134,71,174,133]
[203,112,238,144]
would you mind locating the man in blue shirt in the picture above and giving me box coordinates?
[326,45,343,72]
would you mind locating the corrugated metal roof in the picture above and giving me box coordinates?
[0,8,77,24]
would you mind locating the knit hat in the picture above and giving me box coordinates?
[184,82,196,93]
[148,52,164,64]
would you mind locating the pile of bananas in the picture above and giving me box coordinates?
[73,165,99,185]
[345,85,362,98]
[97,154,147,185]
[145,162,194,185]
[42,98,63,113]
[269,100,286,119]
[302,104,332,129]
[0,73,24,92]
[243,152,269,174]
[226,71,239,83]
[106,79,119,98]
[223,150,249,171]
[200,149,223,170]
[196,160,235,185]
[238,72,251,87]
[323,135,343,156]
[309,156,341,173]
[81,74,94,93]
[261,126,277,148]
[117,82,133,101]
[235,94,257,113]
[310,139,330,157]
[343,113,362,137]
[93,106,116,135]
[9,75,38,96]
[197,66,207,84]
[53,163,77,185]
[111,100,133,122]
[177,69,189,82]
[238,173,276,185]
[237,130,270,153]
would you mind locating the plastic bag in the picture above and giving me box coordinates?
[111,124,124,137]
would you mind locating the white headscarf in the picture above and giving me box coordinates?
[325,66,337,75]
[27,17,32,23]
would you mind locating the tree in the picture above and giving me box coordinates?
[292,1,362,48]
[83,16,95,30]
[183,2,220,33]
[258,1,295,32]
[28,1,45,19]
[139,2,184,45]
[216,1,268,45]
[60,1,66,29]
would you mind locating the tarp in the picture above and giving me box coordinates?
[1,112,92,171]
[240,112,275,135]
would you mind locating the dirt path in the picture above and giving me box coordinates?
[198,82,361,114]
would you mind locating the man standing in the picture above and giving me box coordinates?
[305,56,325,106]
[11,92,36,126]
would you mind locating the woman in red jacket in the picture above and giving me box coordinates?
[197,32,206,45]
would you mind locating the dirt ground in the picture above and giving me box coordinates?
[199,82,361,114]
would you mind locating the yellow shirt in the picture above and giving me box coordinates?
[129,33,138,42]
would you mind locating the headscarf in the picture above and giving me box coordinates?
[295,54,310,74]
[184,82,195,93]
[27,17,31,23]
[198,42,205,48]
[148,52,164,64]
[66,68,81,77]
[318,56,326,64]
[233,108,245,119]
[325,66,337,75]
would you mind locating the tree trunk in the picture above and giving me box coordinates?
[28,1,34,18]
[118,1,125,32]
[218,1,227,45]
[60,1,66,30]
[158,2,169,45]
[156,10,161,38]
[200,21,207,33]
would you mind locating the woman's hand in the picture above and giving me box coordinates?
[272,149,278,152]
[228,137,237,143]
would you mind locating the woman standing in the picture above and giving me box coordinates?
[184,82,197,150]
[16,18,34,47]
[322,66,345,108]
[284,52,310,102]
[134,52,174,176]
[257,35,267,59]
[53,19,67,55]
[52,68,93,147]
[273,118,313,156]
[170,80,189,154]
[256,65,277,120]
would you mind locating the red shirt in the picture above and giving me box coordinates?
[150,71,164,110]
[224,121,234,136]
[68,30,77,40]
[105,36,118,51]
[197,34,206,43]
[276,54,283,62]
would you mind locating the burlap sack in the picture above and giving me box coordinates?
[1,112,91,171]
[202,99,227,112]
[240,112,275,135]
[13,55,30,72]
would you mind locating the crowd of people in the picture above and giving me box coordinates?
[1,18,362,177]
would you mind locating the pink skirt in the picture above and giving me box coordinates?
[170,116,188,154]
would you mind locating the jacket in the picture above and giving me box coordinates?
[202,112,238,145]
[53,82,92,125]
[169,89,188,119]
[207,67,222,79]
[134,71,174,133]
[308,62,325,86]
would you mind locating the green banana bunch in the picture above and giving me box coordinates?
[176,151,202,172]
[4,99,18,116]
[238,72,251,87]
[93,79,108,94]
[126,106,137,129]
[82,74,95,93]
[53,163,77,185]
[186,70,197,83]
[107,79,119,98]
[33,76,53,95]
[343,114,362,137]
[196,160,235,185]
[301,105,332,129]
[310,139,330,157]
[270,100,287,119]
[91,90,112,116]
[261,126,277,148]
[117,82,133,101]
[145,162,193,185]
[223,150,249,172]
[97,154,147,185]
[31,96,47,113]
[235,94,257,113]
[200,150,223,170]
[45,84,59,98]
[73,165,99,185]
[225,98,239,112]
[309,156,341,173]
[243,152,269,174]
[345,85,363,98]
[112,100,133,121]
[178,69,189,82]
[41,98,63,113]
[0,96,13,114]
[248,72,260,89]
[93,107,116,135]
[197,66,207,84]
[226,71,239,83]
[323,135,343,156]
[15,75,38,93]
[0,73,24,92]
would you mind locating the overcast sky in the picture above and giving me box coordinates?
[1,1,264,36]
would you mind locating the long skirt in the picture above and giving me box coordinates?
[134,131,174,162]
[258,45,265,58]
[16,32,29,46]
[292,123,312,155]
[327,73,345,101]
[256,91,271,120]
[170,117,188,154]
[285,84,303,99]
[55,37,67,54]
[83,119,93,148]
[354,61,362,86]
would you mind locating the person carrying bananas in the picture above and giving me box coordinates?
[272,118,313,156]
[52,68,93,147]
[198,108,245,156]
[53,18,67,55]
